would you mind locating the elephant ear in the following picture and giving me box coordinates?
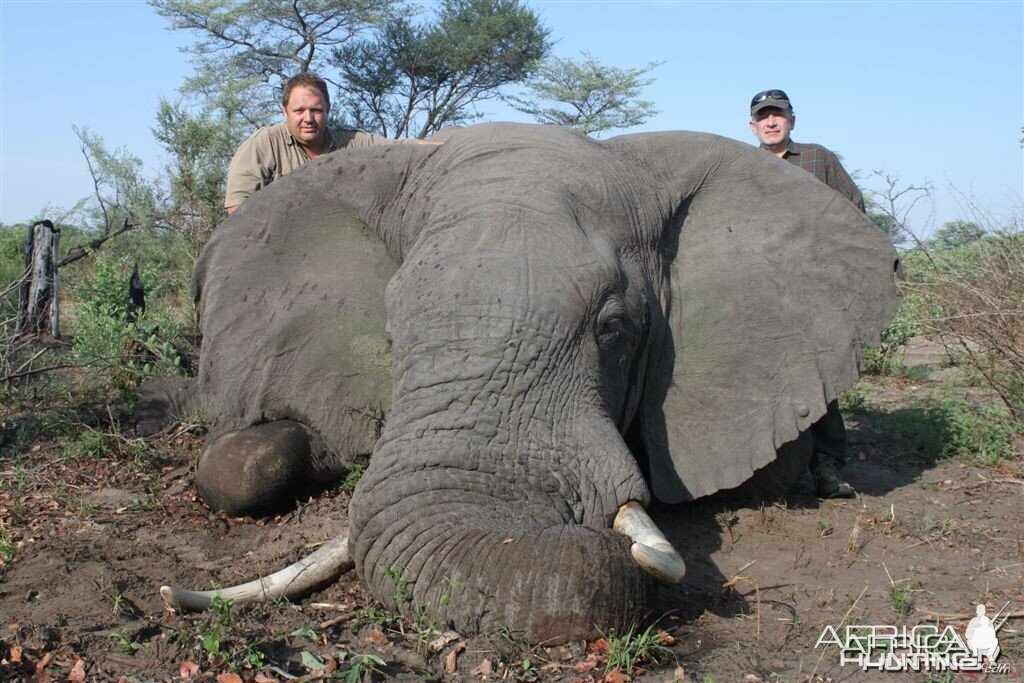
[605,132,899,502]
[190,143,435,460]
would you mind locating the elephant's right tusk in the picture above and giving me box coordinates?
[160,531,353,612]
[613,502,685,584]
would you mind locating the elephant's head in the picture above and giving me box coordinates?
[158,123,898,642]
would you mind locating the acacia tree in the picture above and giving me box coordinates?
[507,51,662,136]
[332,0,550,138]
[151,0,549,138]
[150,0,399,125]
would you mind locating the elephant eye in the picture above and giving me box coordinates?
[595,299,636,346]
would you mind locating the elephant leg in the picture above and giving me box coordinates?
[134,377,196,436]
[730,430,814,500]
[197,420,325,516]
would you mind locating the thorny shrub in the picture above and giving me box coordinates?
[897,230,1024,420]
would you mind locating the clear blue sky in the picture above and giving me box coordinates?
[2,0,1022,239]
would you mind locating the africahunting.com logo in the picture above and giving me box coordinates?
[815,602,1011,673]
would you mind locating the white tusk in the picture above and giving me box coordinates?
[613,502,685,584]
[160,531,353,612]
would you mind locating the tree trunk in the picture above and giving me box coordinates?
[16,220,61,338]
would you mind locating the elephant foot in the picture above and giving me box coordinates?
[197,420,316,516]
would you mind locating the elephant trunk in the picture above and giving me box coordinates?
[351,488,654,642]
[349,428,679,641]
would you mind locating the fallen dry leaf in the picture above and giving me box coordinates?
[36,651,54,671]
[603,669,626,683]
[68,658,86,682]
[179,661,200,678]
[587,638,610,655]
[323,656,338,674]
[216,673,243,683]
[672,665,687,680]
[10,645,22,663]
[427,630,461,653]
[253,675,279,683]
[574,659,598,674]
[444,642,466,673]
[555,646,574,661]
[471,658,493,677]
[365,627,389,645]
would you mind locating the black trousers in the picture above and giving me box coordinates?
[808,399,847,469]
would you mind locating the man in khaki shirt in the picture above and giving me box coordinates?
[225,73,414,213]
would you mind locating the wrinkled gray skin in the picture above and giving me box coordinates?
[145,123,898,642]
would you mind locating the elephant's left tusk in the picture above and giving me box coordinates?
[613,502,686,584]
[160,531,353,612]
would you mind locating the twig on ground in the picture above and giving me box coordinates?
[1,362,79,383]
[722,560,761,640]
[309,602,350,611]
[317,612,358,630]
[975,474,1024,487]
[900,539,932,552]
[916,607,1024,621]
[12,348,47,377]
[882,562,896,586]
[263,664,299,680]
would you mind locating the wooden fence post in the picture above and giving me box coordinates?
[16,219,61,338]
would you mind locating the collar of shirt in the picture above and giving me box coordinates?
[779,140,802,159]
[284,125,343,153]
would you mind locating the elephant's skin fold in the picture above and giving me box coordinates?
[152,123,900,644]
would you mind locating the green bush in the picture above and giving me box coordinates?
[0,224,26,287]
[937,397,1018,467]
[863,294,922,375]
[873,396,1019,468]
[67,250,190,391]
[59,428,114,464]
[62,229,193,313]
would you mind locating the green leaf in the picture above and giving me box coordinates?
[301,650,327,670]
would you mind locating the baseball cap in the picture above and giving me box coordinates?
[750,89,792,116]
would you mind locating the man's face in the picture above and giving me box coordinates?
[749,107,795,150]
[283,85,329,150]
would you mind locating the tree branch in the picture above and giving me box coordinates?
[57,218,139,269]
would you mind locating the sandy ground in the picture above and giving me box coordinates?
[1,369,1021,682]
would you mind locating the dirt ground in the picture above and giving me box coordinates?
[1,366,1022,682]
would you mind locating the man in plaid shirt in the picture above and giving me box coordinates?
[749,89,865,210]
[749,88,862,498]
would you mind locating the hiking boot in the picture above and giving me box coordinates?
[814,458,855,499]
